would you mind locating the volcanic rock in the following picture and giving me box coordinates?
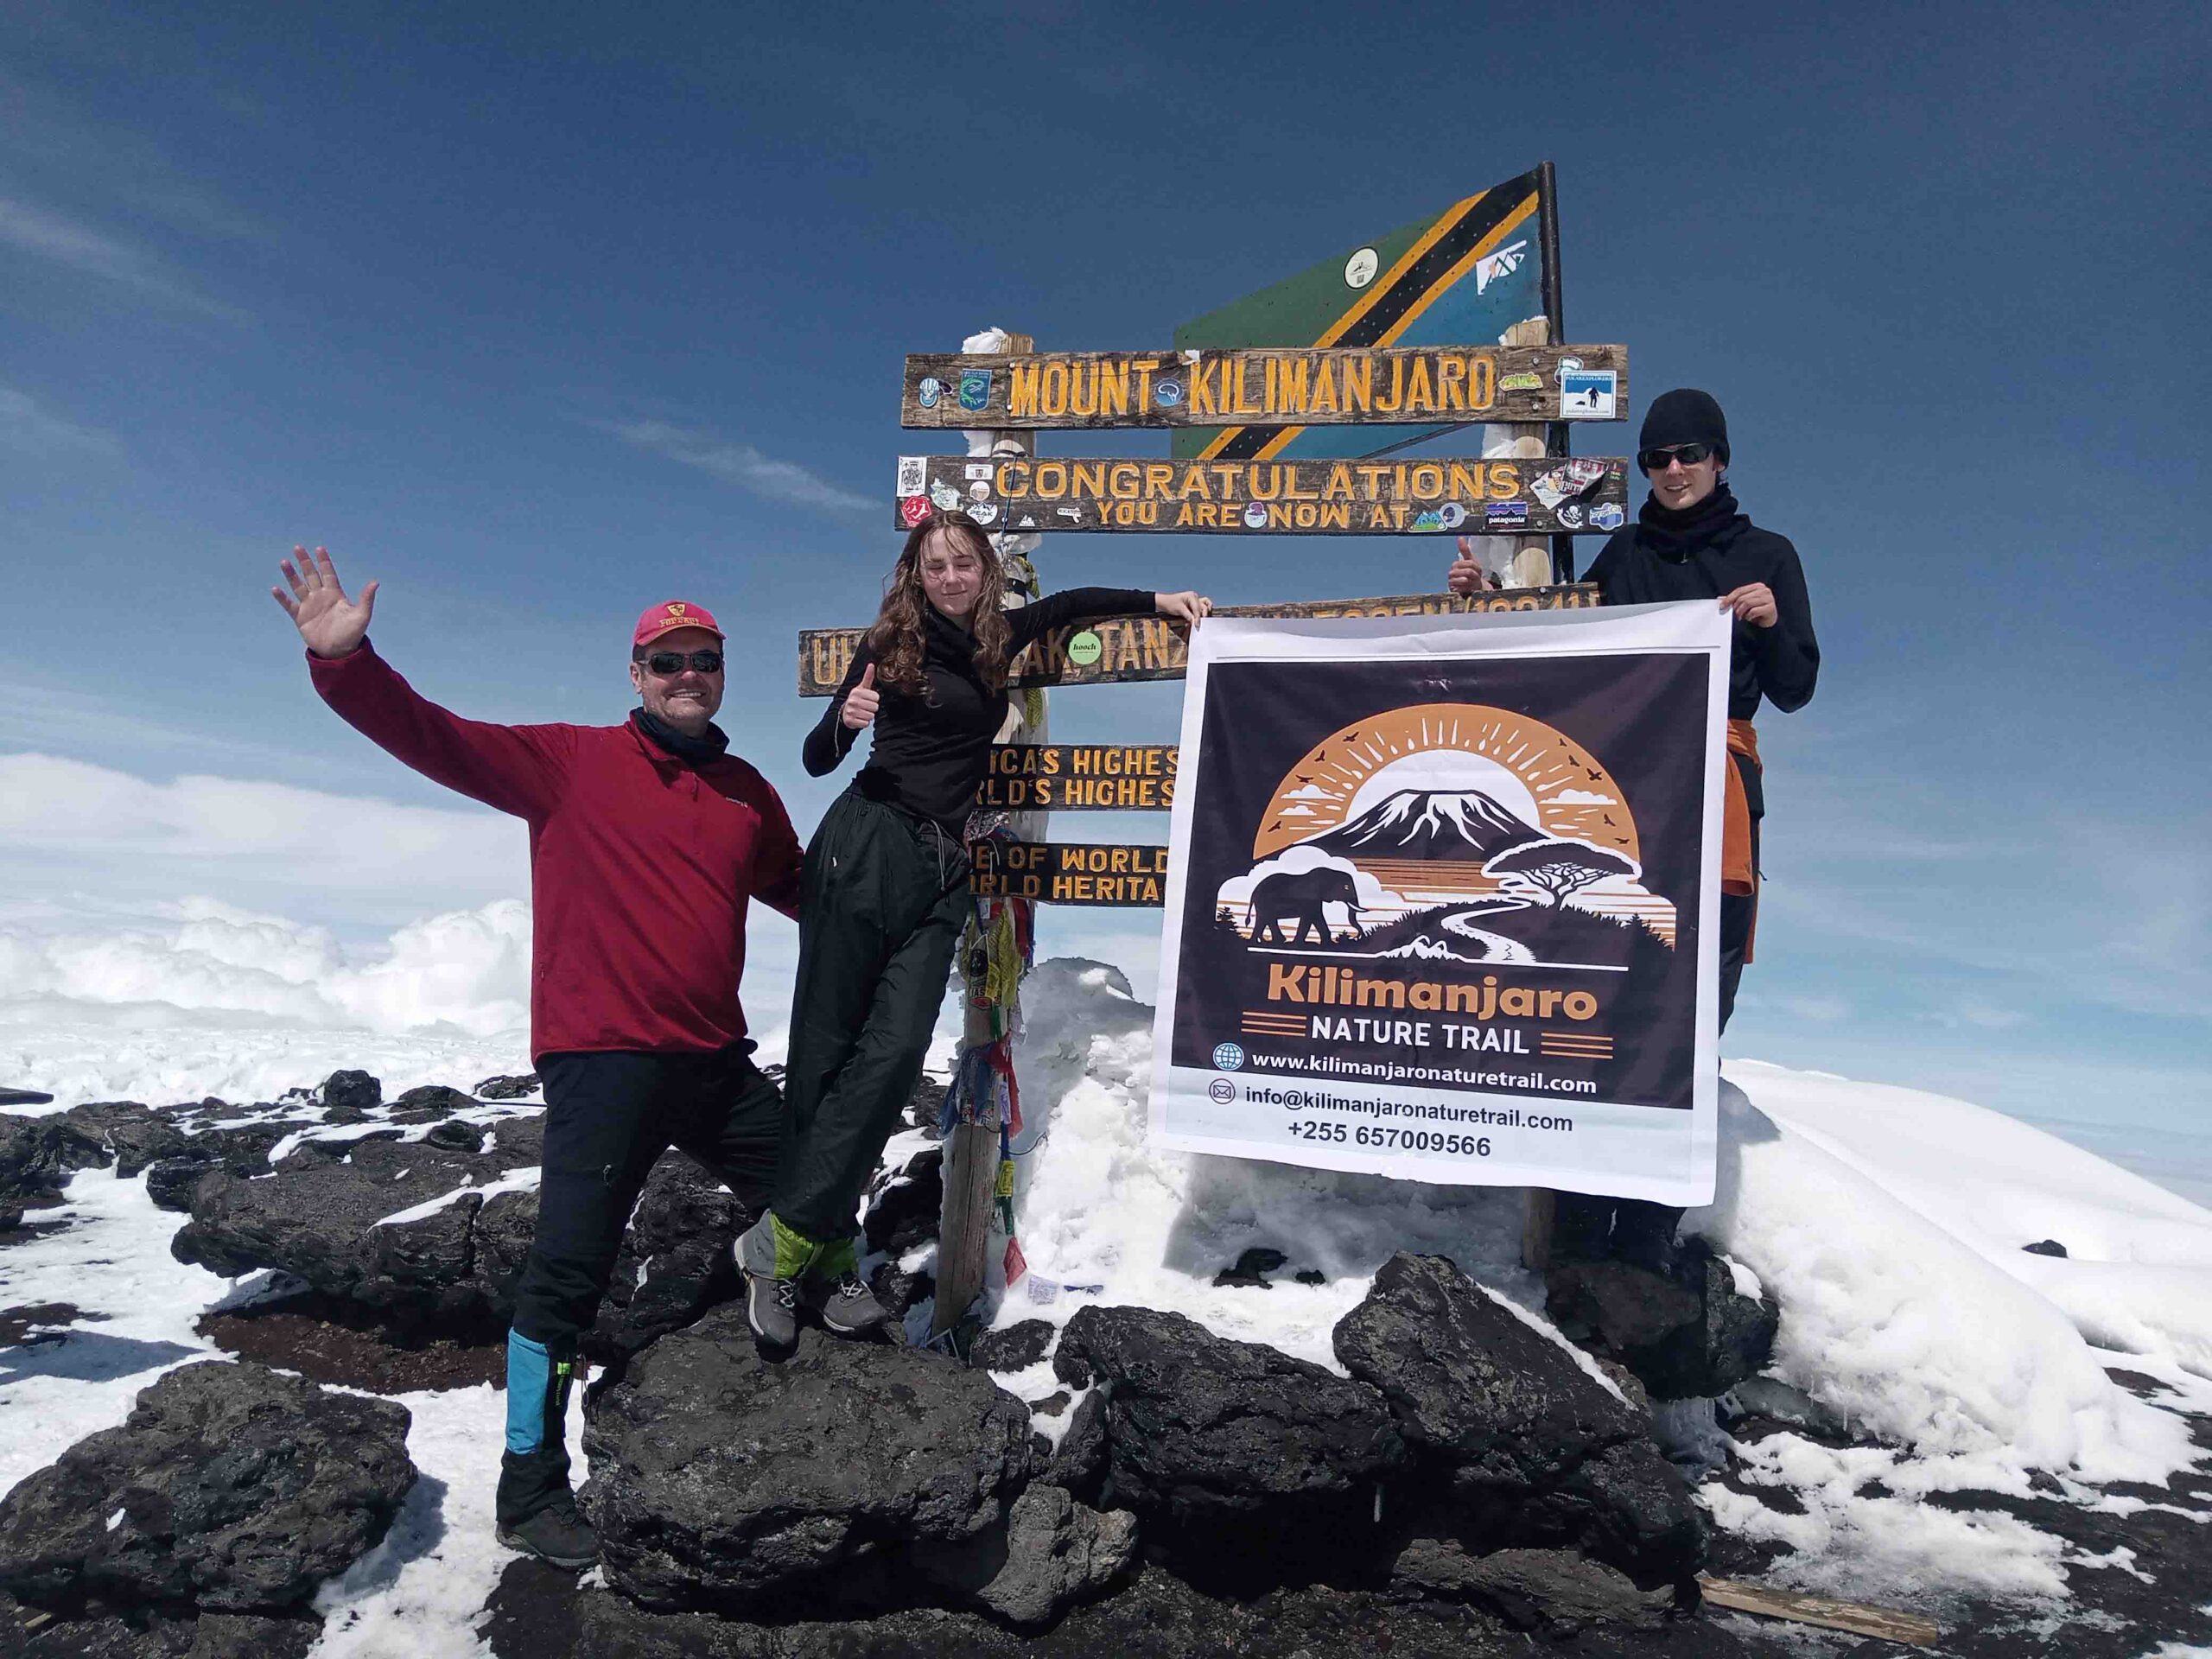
[862,1145,943,1255]
[0,1360,413,1617]
[387,1084,479,1122]
[920,1483,1136,1628]
[474,1073,540,1101]
[1052,1305,1403,1584]
[582,1307,1033,1614]
[969,1317,1054,1373]
[1334,1252,1702,1588]
[1392,1539,1673,1633]
[318,1070,381,1122]
[171,1110,734,1357]
[1213,1246,1289,1288]
[0,1112,111,1217]
[1545,1238,1779,1401]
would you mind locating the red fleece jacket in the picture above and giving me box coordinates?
[308,641,803,1060]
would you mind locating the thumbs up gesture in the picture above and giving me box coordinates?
[841,662,881,731]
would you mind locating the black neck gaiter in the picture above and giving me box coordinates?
[632,708,728,768]
[1635,481,1745,563]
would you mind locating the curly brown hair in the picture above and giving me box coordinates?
[865,510,1013,696]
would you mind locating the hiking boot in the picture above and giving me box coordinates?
[736,1211,817,1347]
[495,1447,596,1567]
[496,1489,598,1568]
[810,1269,891,1337]
[747,1268,801,1346]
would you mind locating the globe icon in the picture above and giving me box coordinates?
[1212,1041,1245,1071]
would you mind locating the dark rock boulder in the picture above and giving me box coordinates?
[145,1123,289,1215]
[1392,1539,1673,1634]
[168,1107,726,1357]
[918,1483,1136,1629]
[1,1112,111,1217]
[584,1153,748,1363]
[1546,1237,1778,1401]
[60,1103,194,1179]
[1334,1252,1702,1591]
[862,1146,943,1255]
[2023,1238,2068,1258]
[474,1073,540,1101]
[0,1593,321,1657]
[317,1070,381,1122]
[1213,1246,1288,1288]
[583,1307,1033,1615]
[386,1084,478,1122]
[1040,1390,1109,1506]
[173,1133,505,1318]
[0,1360,413,1618]
[969,1318,1054,1373]
[1052,1305,1402,1586]
[868,1261,932,1320]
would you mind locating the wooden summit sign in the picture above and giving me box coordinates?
[893,454,1625,537]
[902,344,1625,430]
[979,744,1177,811]
[970,839,1169,906]
[799,584,1598,697]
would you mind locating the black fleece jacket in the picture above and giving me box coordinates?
[1583,485,1819,721]
[805,588,1156,834]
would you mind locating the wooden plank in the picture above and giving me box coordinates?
[935,327,1037,1345]
[902,344,1625,429]
[1486,315,1558,590]
[933,1120,999,1342]
[1697,1578,1942,1646]
[893,452,1626,537]
[979,744,1177,812]
[969,840,1168,906]
[1520,1188,1556,1272]
[798,583,1598,697]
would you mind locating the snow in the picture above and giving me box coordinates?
[5,949,2210,1643]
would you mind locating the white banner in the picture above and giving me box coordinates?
[1148,601,1731,1205]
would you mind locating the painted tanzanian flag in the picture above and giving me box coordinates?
[1173,168,1548,463]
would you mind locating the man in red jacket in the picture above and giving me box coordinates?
[273,547,802,1568]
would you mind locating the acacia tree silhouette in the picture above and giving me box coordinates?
[1483,839,1636,907]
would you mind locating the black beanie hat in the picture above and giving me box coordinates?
[1639,388,1729,466]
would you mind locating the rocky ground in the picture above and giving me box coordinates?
[4,1066,2210,1657]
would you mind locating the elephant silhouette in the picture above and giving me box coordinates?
[1249,866,1363,946]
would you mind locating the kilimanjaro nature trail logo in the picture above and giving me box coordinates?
[1211,702,1679,972]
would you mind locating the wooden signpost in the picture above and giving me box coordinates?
[800,585,1599,699]
[849,165,1627,1336]
[903,343,1625,430]
[894,453,1626,536]
[970,840,1170,906]
[978,744,1178,812]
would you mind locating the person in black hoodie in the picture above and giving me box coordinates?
[736,508,1211,1343]
[1449,388,1818,1268]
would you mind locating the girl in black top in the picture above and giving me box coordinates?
[737,509,1210,1340]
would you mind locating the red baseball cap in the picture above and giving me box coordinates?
[632,600,724,648]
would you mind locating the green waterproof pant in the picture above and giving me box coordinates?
[775,786,971,1243]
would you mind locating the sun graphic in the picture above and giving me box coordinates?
[1255,702,1641,861]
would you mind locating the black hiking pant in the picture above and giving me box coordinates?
[1560,751,1762,1262]
[775,785,970,1244]
[508,1044,782,1352]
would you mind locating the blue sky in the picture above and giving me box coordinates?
[1,4,2205,1166]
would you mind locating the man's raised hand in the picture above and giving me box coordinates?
[841,663,880,731]
[273,545,378,659]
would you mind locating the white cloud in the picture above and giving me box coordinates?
[1549,787,1618,805]
[0,751,525,923]
[0,196,238,318]
[0,386,118,459]
[594,418,873,514]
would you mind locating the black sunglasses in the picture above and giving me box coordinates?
[1637,442,1714,472]
[640,649,724,676]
